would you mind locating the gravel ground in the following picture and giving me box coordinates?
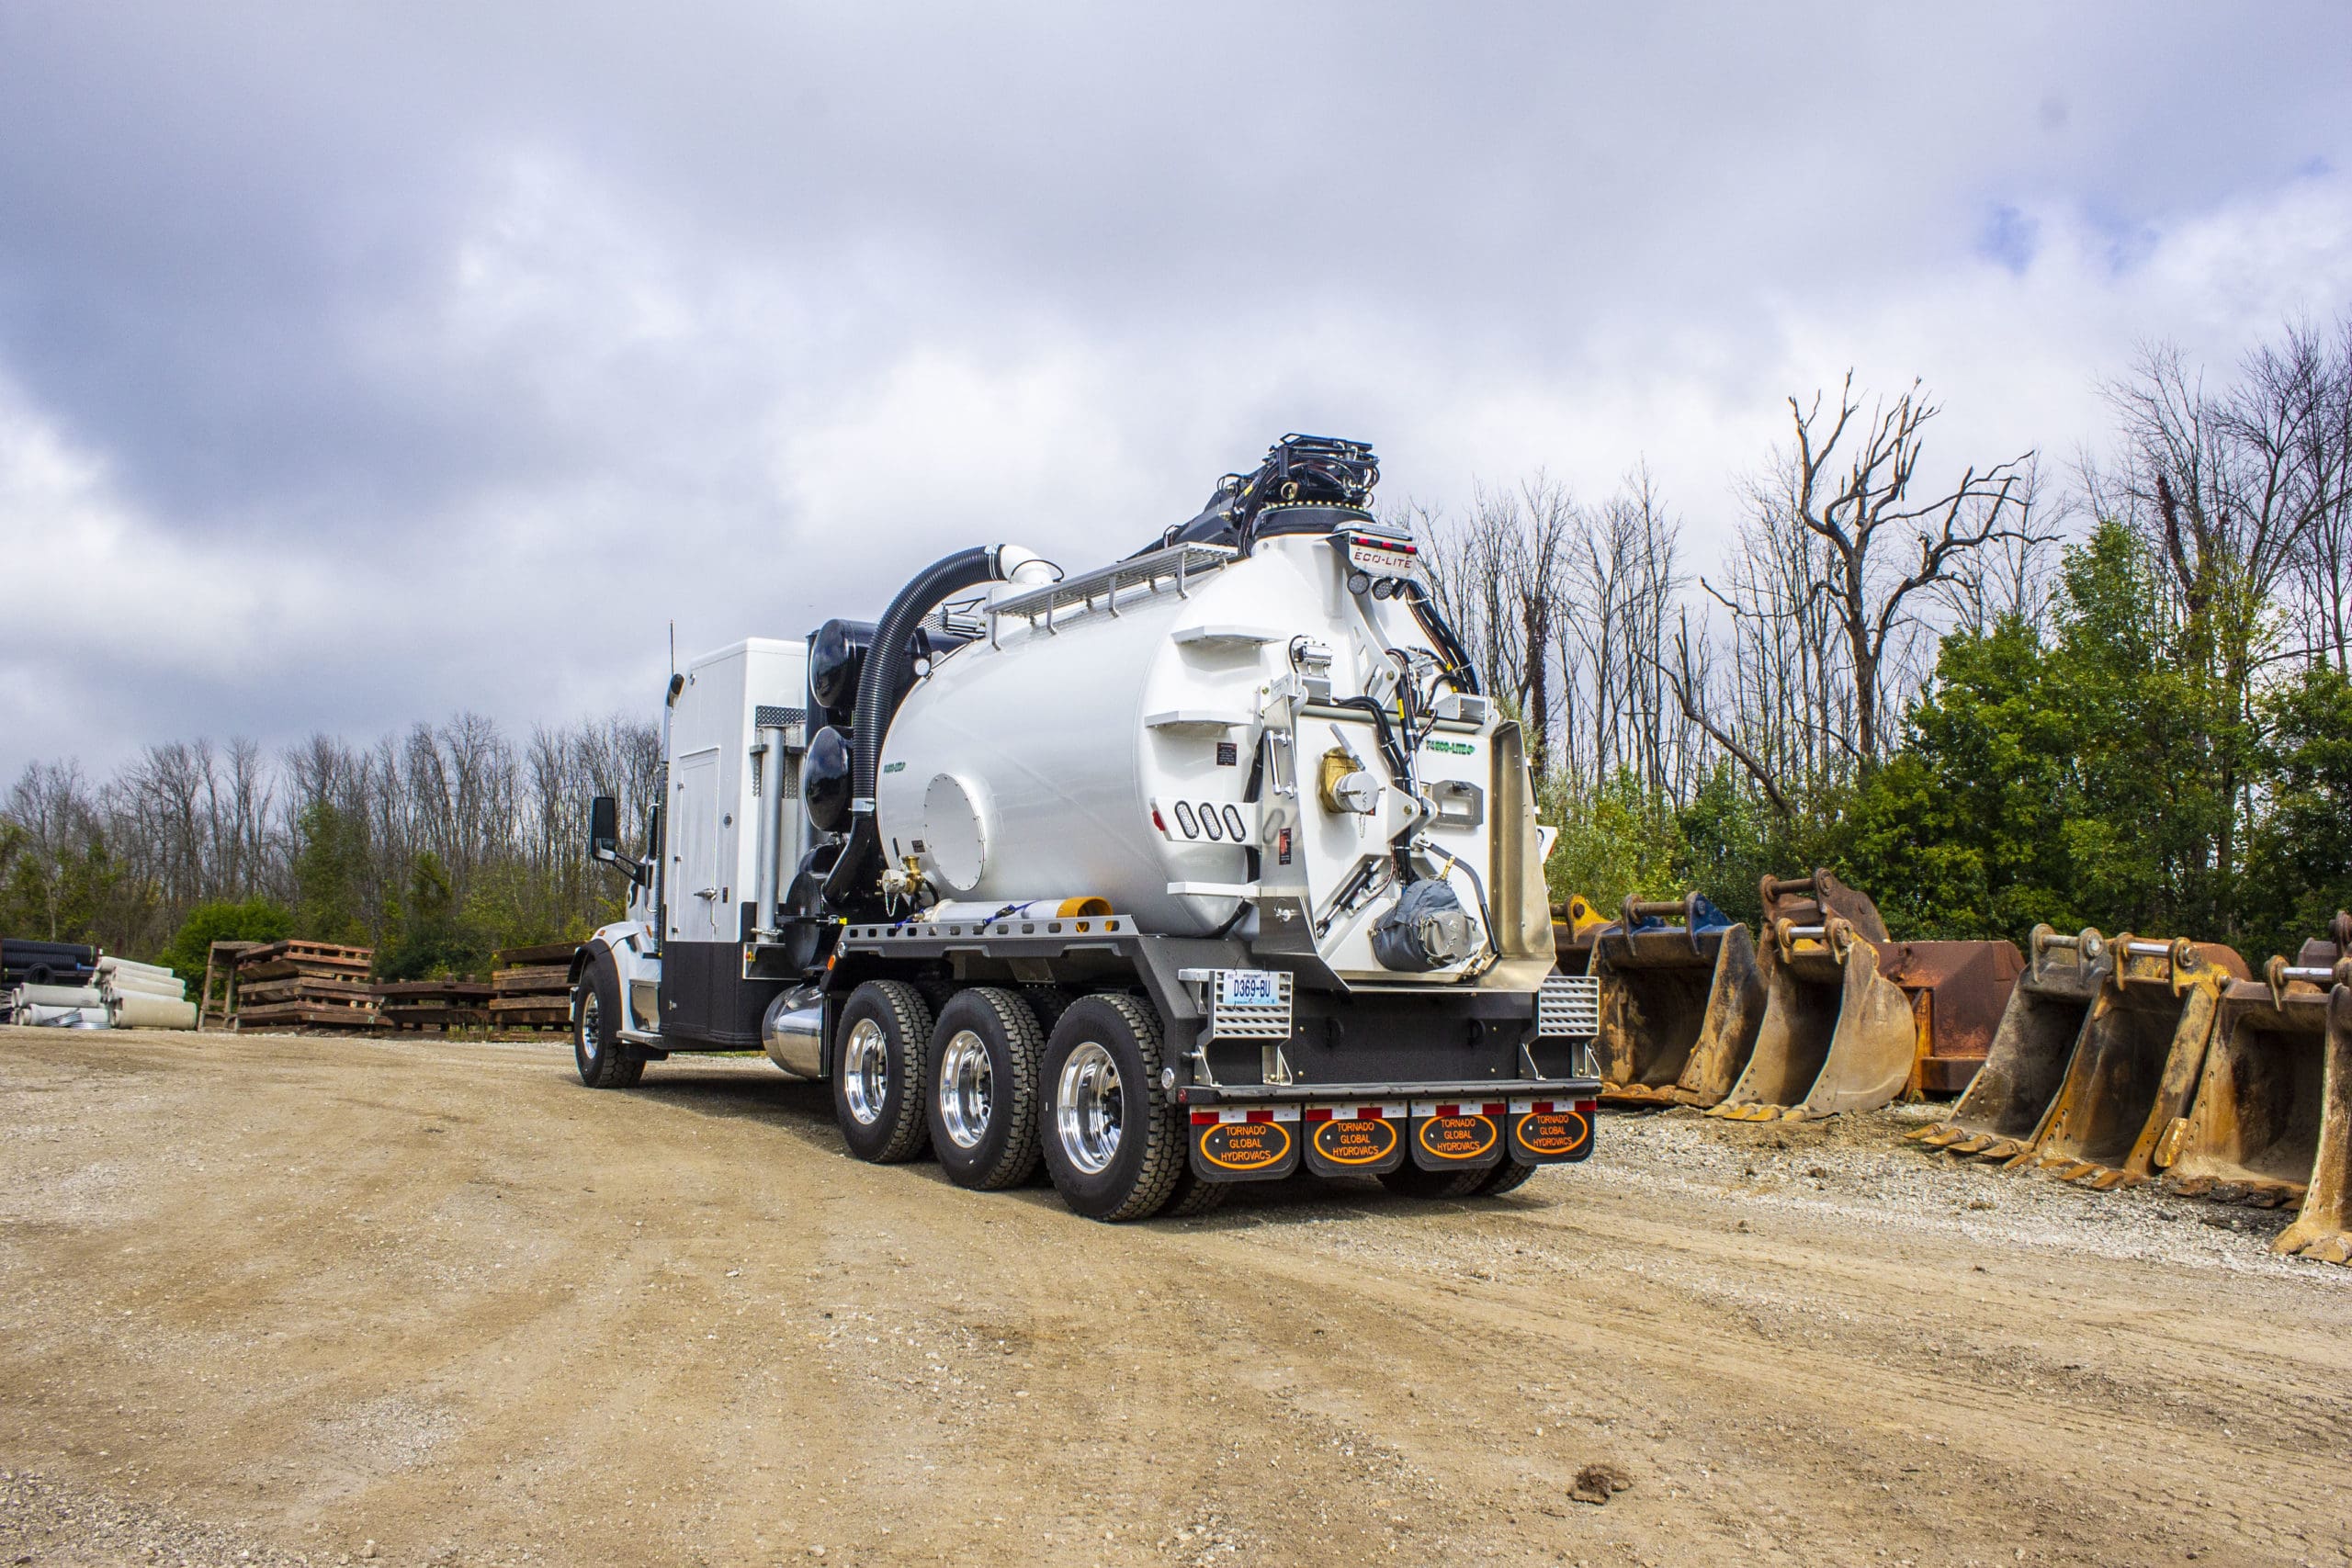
[4,1025,2347,1568]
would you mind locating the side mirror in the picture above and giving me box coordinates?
[588,795,621,862]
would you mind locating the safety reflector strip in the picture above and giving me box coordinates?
[1303,1102,1409,1122]
[1410,1100,1508,1119]
[1191,1107,1303,1125]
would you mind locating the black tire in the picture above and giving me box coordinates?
[833,980,935,1164]
[1376,1165,1491,1200]
[572,952,643,1089]
[1476,1160,1541,1196]
[1020,986,1080,1040]
[1160,1164,1230,1218]
[926,987,1045,1190]
[1039,994,1185,1222]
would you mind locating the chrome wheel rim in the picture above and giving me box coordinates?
[843,1018,889,1125]
[937,1028,994,1149]
[1056,1041,1122,1175]
[577,991,600,1060]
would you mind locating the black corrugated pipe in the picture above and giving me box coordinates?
[820,546,1005,911]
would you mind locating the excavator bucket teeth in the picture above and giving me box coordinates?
[2173,927,2348,1258]
[2018,936,2248,1188]
[1591,913,1765,1109]
[1921,926,2109,1165]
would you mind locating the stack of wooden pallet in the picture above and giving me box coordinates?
[372,979,494,1032]
[233,942,379,1031]
[488,944,577,1032]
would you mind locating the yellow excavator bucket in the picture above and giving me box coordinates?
[1709,871,1917,1122]
[1911,926,2109,1159]
[2275,976,2352,1267]
[1590,894,1766,1108]
[2160,918,2352,1266]
[1550,895,1614,978]
[2014,935,2247,1189]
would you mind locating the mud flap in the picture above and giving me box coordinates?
[1189,1107,1301,1183]
[1508,1098,1595,1163]
[1302,1103,1408,1178]
[1408,1100,1506,1173]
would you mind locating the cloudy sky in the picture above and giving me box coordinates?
[4,2,2349,782]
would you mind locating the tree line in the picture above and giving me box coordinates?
[5,319,2348,980]
[1421,319,2352,963]
[0,716,659,983]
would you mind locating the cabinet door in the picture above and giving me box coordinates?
[671,749,723,942]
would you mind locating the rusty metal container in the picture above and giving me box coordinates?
[1879,939,2025,1096]
[1711,871,1917,1122]
[2163,919,2352,1265]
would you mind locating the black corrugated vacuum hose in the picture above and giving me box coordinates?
[820,546,1006,911]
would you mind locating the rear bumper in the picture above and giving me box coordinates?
[1174,1076,1601,1107]
[1182,1079,1602,1182]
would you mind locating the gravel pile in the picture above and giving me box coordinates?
[1584,1103,2352,1283]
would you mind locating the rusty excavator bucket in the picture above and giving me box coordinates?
[1710,872,1918,1122]
[2015,934,2249,1189]
[1589,894,1766,1109]
[1910,926,2109,1160]
[2160,916,2352,1268]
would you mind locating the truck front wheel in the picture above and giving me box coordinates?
[1040,995,1185,1222]
[833,980,936,1164]
[927,987,1045,1191]
[572,951,643,1089]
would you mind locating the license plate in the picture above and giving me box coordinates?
[1216,969,1283,1008]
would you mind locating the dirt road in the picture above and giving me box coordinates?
[4,1026,2348,1568]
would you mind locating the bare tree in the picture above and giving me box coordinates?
[1672,375,2037,809]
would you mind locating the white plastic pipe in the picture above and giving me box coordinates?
[110,994,198,1030]
[17,983,105,1009]
[14,1002,110,1028]
[104,971,187,1000]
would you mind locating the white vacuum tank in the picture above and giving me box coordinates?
[874,523,1515,959]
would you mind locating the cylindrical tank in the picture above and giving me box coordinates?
[875,532,1419,936]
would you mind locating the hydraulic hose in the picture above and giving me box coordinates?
[821,545,1055,910]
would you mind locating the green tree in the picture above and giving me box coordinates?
[375,851,492,980]
[2245,667,2352,961]
[158,898,294,987]
[290,801,368,943]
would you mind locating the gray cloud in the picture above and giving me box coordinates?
[3,1,2350,779]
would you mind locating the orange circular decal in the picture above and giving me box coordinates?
[1514,1110,1589,1156]
[1417,1115,1498,1160]
[1201,1120,1293,1171]
[1311,1118,1399,1166]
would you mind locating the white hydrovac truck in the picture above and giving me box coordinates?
[573,435,1601,1220]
